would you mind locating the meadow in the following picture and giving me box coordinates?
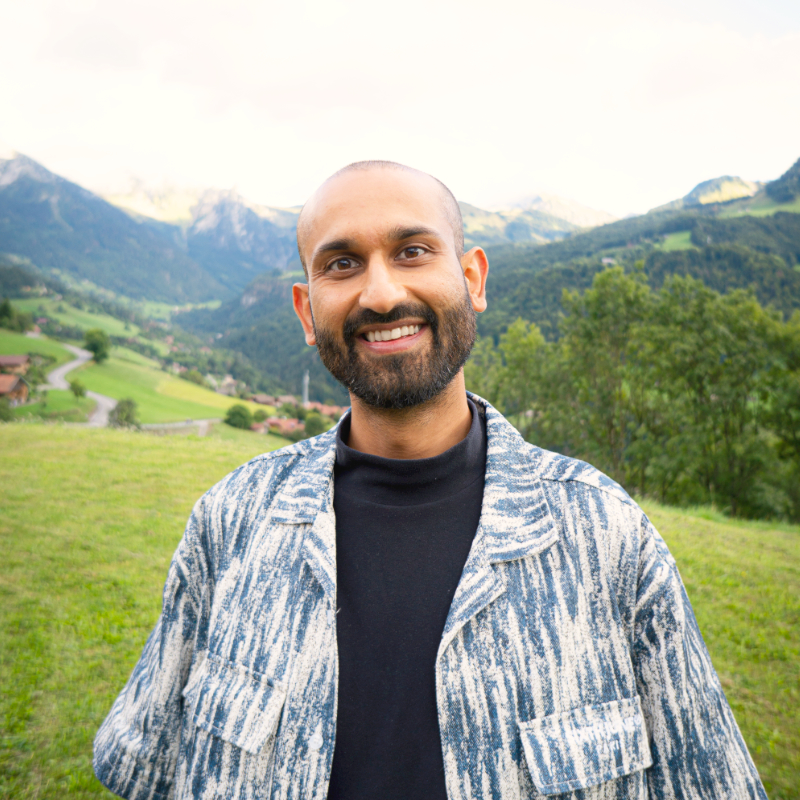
[0,425,797,799]
[0,328,276,424]
[0,330,74,368]
[73,349,276,423]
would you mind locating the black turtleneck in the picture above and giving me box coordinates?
[327,399,487,800]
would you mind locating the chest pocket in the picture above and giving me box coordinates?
[518,696,652,795]
[182,653,287,755]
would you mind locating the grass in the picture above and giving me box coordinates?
[656,230,696,251]
[0,330,74,368]
[14,299,141,339]
[640,500,799,798]
[720,195,800,219]
[0,426,797,798]
[13,390,96,423]
[73,350,276,424]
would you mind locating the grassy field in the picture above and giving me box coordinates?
[74,348,275,423]
[0,330,74,368]
[14,298,141,339]
[720,195,800,218]
[656,230,696,251]
[13,389,96,423]
[0,427,797,799]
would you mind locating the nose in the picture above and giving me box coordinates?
[358,256,407,314]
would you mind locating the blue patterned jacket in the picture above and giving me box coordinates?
[94,396,766,799]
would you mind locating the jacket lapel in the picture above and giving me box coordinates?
[439,396,560,655]
[270,429,339,600]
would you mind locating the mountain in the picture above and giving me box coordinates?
[177,155,800,397]
[0,152,226,303]
[504,194,617,228]
[766,157,800,203]
[651,176,762,213]
[107,184,302,292]
[459,202,578,247]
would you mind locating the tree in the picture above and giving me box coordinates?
[182,370,209,388]
[0,297,33,332]
[304,411,332,437]
[253,408,268,423]
[69,379,86,399]
[109,398,139,428]
[225,404,253,429]
[84,329,111,363]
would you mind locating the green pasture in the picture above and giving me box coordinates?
[74,349,275,423]
[720,195,800,218]
[0,425,797,799]
[656,229,696,251]
[13,389,96,423]
[14,298,141,339]
[0,330,73,368]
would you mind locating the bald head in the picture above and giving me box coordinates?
[296,161,464,274]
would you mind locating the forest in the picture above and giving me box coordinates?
[466,266,800,522]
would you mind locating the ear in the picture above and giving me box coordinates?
[461,247,489,313]
[292,283,317,346]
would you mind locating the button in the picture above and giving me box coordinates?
[308,724,324,751]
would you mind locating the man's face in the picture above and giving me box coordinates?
[293,168,487,409]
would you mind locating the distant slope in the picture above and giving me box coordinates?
[0,154,226,303]
[766,157,800,203]
[178,156,800,376]
[652,176,761,212]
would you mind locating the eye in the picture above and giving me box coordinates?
[399,245,426,260]
[327,257,358,272]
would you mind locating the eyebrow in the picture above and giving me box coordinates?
[315,226,442,257]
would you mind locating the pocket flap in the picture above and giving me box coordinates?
[182,653,286,755]
[518,696,652,795]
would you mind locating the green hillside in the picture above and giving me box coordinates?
[0,155,226,303]
[0,329,73,367]
[74,347,276,423]
[0,426,797,798]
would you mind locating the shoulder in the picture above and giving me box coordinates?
[201,426,338,515]
[525,442,636,509]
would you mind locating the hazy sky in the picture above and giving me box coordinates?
[1,0,799,216]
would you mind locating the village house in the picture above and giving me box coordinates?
[264,417,304,437]
[0,355,31,375]
[0,374,29,406]
[304,400,348,418]
[250,393,279,406]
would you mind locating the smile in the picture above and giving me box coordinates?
[362,324,422,343]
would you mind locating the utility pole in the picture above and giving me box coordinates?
[302,369,309,408]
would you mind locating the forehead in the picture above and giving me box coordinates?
[301,169,452,255]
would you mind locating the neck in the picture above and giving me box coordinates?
[345,373,472,459]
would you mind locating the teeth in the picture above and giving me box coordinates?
[365,324,422,342]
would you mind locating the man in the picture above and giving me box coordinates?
[95,162,766,799]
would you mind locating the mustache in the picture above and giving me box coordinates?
[342,303,438,343]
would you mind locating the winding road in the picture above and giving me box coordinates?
[42,342,117,427]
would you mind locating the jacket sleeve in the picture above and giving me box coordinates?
[632,517,767,799]
[93,496,213,800]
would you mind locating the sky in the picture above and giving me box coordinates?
[1,0,799,217]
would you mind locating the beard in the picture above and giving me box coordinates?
[313,289,477,410]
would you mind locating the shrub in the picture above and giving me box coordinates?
[253,409,267,423]
[0,398,13,422]
[224,404,253,429]
[69,379,86,399]
[109,398,139,428]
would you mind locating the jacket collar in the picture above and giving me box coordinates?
[269,393,560,607]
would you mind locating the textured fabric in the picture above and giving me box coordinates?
[328,398,486,800]
[94,394,767,800]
